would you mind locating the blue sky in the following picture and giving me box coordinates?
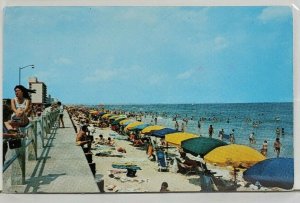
[3,6,293,104]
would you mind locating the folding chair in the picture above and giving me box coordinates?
[156,150,168,172]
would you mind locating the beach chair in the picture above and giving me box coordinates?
[175,158,198,175]
[200,172,217,192]
[211,175,238,192]
[156,150,168,172]
[199,171,238,192]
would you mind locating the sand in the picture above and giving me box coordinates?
[85,126,280,193]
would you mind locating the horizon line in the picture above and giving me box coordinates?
[65,101,293,106]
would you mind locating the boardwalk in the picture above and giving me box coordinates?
[2,111,99,193]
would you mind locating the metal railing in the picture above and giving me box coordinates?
[3,109,60,185]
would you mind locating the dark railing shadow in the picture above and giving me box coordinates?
[25,173,66,193]
[24,125,58,193]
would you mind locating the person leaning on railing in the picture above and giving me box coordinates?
[10,85,36,128]
[76,125,90,147]
[2,104,24,163]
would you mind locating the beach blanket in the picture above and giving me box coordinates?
[112,164,142,170]
[95,152,123,157]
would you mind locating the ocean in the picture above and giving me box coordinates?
[103,103,293,159]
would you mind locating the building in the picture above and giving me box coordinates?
[28,77,47,105]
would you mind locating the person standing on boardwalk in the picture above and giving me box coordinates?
[273,138,282,158]
[57,102,65,128]
[208,125,213,138]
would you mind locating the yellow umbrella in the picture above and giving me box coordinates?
[165,132,198,146]
[109,115,121,119]
[141,125,165,134]
[119,119,131,125]
[204,144,266,167]
[89,110,98,114]
[124,121,144,131]
[102,113,112,118]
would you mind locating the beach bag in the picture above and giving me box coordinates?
[8,138,22,149]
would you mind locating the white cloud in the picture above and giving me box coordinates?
[83,65,144,82]
[214,36,228,51]
[177,67,202,80]
[147,74,166,86]
[54,57,72,65]
[258,7,291,23]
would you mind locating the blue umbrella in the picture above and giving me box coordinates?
[151,128,177,138]
[243,158,293,190]
[131,123,150,131]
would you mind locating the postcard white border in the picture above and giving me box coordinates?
[0,0,299,202]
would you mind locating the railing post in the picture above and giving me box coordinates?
[27,124,36,161]
[11,139,26,185]
[38,119,45,148]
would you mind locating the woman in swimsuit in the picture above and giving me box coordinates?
[10,85,35,127]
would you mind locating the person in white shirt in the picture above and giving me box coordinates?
[57,101,65,128]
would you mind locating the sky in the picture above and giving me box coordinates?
[3,6,293,104]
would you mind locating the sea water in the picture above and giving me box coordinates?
[104,103,293,159]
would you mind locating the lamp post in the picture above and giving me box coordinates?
[19,64,34,85]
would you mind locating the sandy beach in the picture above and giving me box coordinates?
[82,125,283,193]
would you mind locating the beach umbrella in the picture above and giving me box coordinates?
[151,128,177,138]
[243,158,294,190]
[165,132,198,146]
[111,117,127,125]
[182,137,228,157]
[119,119,130,125]
[120,120,134,126]
[204,144,266,167]
[124,121,144,131]
[109,115,120,120]
[141,125,165,134]
[109,115,126,120]
[89,110,99,115]
[98,112,106,116]
[131,123,151,131]
[102,113,112,118]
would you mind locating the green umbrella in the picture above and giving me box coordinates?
[112,117,127,125]
[182,137,228,157]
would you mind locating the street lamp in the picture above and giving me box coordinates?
[19,64,34,85]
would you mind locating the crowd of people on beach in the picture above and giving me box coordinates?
[62,105,290,192]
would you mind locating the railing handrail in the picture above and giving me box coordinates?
[2,109,60,178]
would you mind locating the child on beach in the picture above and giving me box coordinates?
[106,137,115,146]
[160,182,170,192]
[96,134,106,145]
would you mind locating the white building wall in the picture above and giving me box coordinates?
[31,83,44,103]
